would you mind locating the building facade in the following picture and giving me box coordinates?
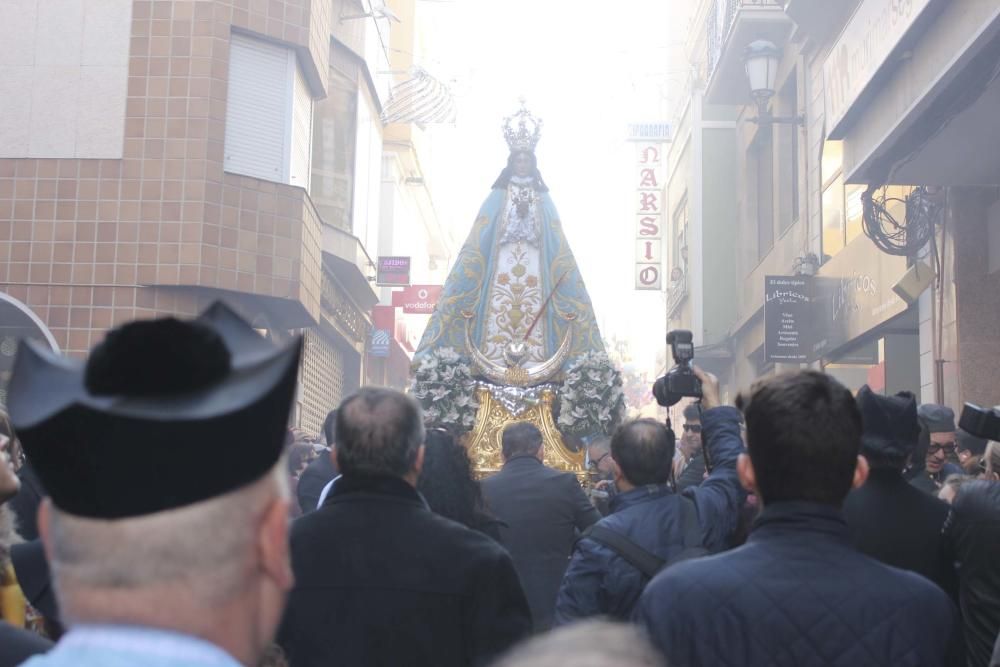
[667,0,1000,411]
[0,0,452,432]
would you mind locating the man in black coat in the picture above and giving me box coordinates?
[842,387,958,601]
[481,423,601,631]
[948,478,1000,667]
[637,371,962,667]
[295,409,338,514]
[278,388,532,667]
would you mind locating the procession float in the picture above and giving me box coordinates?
[410,102,625,478]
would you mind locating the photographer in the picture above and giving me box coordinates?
[554,366,746,624]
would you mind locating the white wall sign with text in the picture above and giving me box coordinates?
[634,141,665,290]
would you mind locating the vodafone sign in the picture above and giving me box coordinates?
[391,285,443,314]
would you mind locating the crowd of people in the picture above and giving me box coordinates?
[0,304,999,666]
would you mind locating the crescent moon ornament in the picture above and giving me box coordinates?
[463,316,573,387]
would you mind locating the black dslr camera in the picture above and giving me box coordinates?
[959,403,1000,441]
[652,330,703,407]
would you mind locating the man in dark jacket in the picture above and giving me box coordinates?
[295,409,338,513]
[481,423,601,631]
[555,368,745,623]
[278,388,532,667]
[637,371,961,667]
[843,387,958,601]
[910,403,964,494]
[674,403,707,492]
[947,478,1000,667]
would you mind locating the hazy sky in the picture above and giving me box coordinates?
[415,0,683,372]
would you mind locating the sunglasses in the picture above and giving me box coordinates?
[683,424,702,433]
[927,443,957,455]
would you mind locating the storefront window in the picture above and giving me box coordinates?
[845,183,865,246]
[822,172,845,257]
[821,141,868,259]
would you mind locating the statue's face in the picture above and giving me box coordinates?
[513,152,533,177]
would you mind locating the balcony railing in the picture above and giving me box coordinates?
[704,0,791,106]
[706,0,783,80]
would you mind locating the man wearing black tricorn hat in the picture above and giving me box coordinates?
[842,387,959,603]
[6,302,301,667]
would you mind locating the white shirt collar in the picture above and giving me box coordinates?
[55,625,242,666]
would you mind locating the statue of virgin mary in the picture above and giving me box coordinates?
[414,101,606,385]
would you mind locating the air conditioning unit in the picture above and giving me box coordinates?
[892,260,935,304]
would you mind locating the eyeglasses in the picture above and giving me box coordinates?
[927,443,957,455]
[683,424,702,434]
[589,452,610,468]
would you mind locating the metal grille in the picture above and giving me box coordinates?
[299,330,345,436]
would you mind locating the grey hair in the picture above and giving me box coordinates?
[48,460,289,609]
[491,620,665,667]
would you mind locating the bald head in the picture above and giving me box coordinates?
[335,388,425,478]
[611,419,675,487]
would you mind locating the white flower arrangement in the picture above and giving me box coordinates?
[409,347,479,433]
[557,352,626,436]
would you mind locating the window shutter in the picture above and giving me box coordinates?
[224,34,290,182]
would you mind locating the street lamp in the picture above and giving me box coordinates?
[744,40,803,125]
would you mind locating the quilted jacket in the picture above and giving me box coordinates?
[554,406,746,623]
[947,480,1000,667]
[636,501,963,667]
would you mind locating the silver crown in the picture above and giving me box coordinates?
[503,98,543,153]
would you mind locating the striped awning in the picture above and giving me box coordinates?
[381,67,456,125]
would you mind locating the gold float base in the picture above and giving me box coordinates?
[465,386,586,481]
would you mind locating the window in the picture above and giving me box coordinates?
[822,139,908,259]
[755,126,774,261]
[821,140,852,258]
[311,58,359,231]
[777,74,798,233]
[671,195,688,275]
[224,33,313,188]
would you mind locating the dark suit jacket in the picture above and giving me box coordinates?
[674,450,706,492]
[0,621,51,667]
[843,468,958,602]
[480,456,601,631]
[278,474,531,667]
[295,449,337,514]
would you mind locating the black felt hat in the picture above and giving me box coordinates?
[6,302,301,519]
[917,403,956,434]
[856,386,920,463]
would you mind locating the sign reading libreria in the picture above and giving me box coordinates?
[764,276,813,363]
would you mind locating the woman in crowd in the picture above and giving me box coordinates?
[418,429,505,544]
